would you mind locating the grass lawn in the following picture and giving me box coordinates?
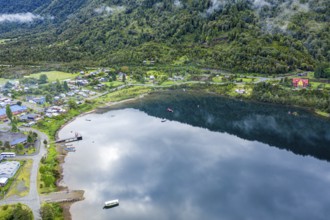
[212,76,223,83]
[0,39,10,44]
[310,82,330,89]
[0,78,9,85]
[25,71,79,82]
[103,81,124,87]
[307,72,315,79]
[97,86,153,103]
[237,78,254,83]
[5,160,32,198]
[160,81,178,86]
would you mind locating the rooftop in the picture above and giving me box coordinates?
[0,105,27,117]
[0,161,20,178]
[0,131,27,145]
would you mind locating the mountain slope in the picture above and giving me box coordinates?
[0,0,329,74]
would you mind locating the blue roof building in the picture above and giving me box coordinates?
[10,137,27,146]
[0,105,27,119]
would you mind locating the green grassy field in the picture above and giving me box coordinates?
[103,81,125,87]
[0,78,9,85]
[237,78,254,83]
[25,71,79,82]
[0,39,10,44]
[212,76,223,83]
[5,160,32,198]
[310,82,330,89]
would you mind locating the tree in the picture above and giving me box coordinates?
[27,133,35,144]
[4,141,10,149]
[39,74,48,84]
[315,63,330,78]
[41,204,55,220]
[45,94,53,104]
[4,81,13,89]
[122,74,126,83]
[68,98,78,109]
[8,203,33,220]
[63,81,70,92]
[111,73,117,81]
[56,79,63,92]
[43,139,48,145]
[5,104,13,122]
[16,143,24,152]
[11,120,18,132]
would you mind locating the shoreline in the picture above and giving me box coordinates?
[54,93,149,220]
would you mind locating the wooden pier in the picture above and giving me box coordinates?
[55,133,82,144]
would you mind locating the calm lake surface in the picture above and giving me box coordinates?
[59,91,330,220]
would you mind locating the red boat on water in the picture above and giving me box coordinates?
[167,108,174,112]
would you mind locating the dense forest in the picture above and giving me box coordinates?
[0,0,329,74]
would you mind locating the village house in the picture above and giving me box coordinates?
[292,78,309,88]
[0,104,28,120]
[235,89,246,94]
[93,84,106,90]
[45,106,66,117]
[0,131,27,148]
[0,97,15,107]
[0,161,20,186]
[26,96,46,105]
[67,91,75,97]
[19,113,41,122]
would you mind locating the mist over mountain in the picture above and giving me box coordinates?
[0,0,329,74]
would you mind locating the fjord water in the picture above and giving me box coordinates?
[59,92,330,220]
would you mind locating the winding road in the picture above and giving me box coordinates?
[0,128,48,219]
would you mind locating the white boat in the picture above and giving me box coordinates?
[104,199,119,208]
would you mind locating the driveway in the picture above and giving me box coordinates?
[0,128,48,220]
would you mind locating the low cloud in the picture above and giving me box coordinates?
[174,0,183,8]
[206,0,227,15]
[0,12,43,23]
[94,5,125,15]
[252,0,271,8]
[94,6,114,14]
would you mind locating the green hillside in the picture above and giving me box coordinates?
[0,0,329,74]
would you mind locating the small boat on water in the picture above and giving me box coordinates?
[65,147,76,152]
[161,119,167,122]
[104,199,119,209]
[167,108,174,113]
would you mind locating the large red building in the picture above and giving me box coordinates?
[292,78,309,87]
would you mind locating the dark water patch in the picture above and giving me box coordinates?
[100,91,330,162]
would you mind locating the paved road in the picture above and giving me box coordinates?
[0,128,48,220]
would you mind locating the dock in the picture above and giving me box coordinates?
[55,133,82,144]
[41,190,84,203]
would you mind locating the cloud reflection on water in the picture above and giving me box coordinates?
[60,109,330,220]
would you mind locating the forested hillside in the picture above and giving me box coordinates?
[0,0,329,74]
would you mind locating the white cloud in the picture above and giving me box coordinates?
[252,0,271,8]
[206,0,227,15]
[0,12,43,23]
[94,5,125,15]
[174,0,183,8]
[94,6,114,14]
